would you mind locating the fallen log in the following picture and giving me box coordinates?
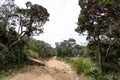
[28,57,45,66]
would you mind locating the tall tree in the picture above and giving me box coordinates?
[0,0,50,48]
[75,0,120,71]
[0,0,50,70]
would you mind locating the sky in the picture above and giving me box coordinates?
[15,0,87,47]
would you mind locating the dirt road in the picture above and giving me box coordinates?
[7,57,79,80]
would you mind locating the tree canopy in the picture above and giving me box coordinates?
[0,0,50,48]
[76,0,120,74]
[56,38,84,57]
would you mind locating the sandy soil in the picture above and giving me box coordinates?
[7,57,80,80]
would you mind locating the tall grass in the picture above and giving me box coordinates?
[72,57,93,74]
[64,57,107,80]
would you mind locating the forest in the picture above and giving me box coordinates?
[0,0,120,80]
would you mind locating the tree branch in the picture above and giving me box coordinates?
[8,32,26,49]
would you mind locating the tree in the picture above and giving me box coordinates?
[0,0,49,71]
[75,0,120,73]
[0,0,50,48]
[55,38,83,57]
[26,38,56,58]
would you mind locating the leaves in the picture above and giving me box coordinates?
[55,38,84,57]
[102,0,114,5]
[25,38,55,58]
[76,0,120,74]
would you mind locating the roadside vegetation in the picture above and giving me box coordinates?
[0,0,50,78]
[0,0,120,80]
[75,0,120,79]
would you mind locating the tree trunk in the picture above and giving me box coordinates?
[94,36,102,69]
[98,45,102,69]
[97,37,102,70]
[8,32,26,49]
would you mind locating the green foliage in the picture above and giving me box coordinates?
[102,0,114,5]
[64,57,73,63]
[72,58,93,75]
[0,0,50,48]
[55,38,84,57]
[15,2,50,37]
[0,48,28,70]
[0,0,50,73]
[26,38,56,58]
[0,64,30,79]
[76,0,120,76]
[0,71,6,80]
[64,57,110,80]
[24,49,38,58]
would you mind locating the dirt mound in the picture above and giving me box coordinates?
[7,58,79,80]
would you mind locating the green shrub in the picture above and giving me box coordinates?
[64,57,72,63]
[0,71,6,80]
[69,57,108,80]
[73,58,83,73]
[24,49,38,58]
[72,58,94,74]
[0,44,29,71]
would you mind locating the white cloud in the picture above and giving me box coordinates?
[15,0,88,47]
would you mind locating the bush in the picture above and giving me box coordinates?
[64,57,120,79]
[0,43,29,71]
[64,57,72,63]
[24,49,38,58]
[68,57,108,80]
[0,71,6,80]
[72,58,94,74]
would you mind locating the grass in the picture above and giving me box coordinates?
[64,57,93,73]
[0,64,30,80]
[0,71,6,80]
[64,57,93,80]
[0,70,17,80]
[24,49,39,58]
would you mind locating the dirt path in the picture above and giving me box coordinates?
[7,57,79,80]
